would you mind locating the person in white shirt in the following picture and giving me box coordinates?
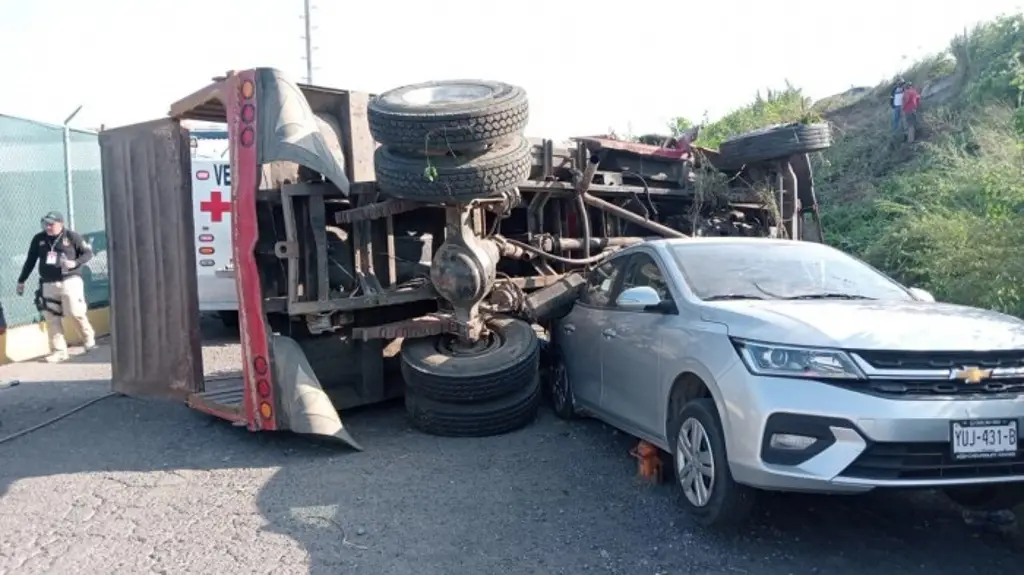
[889,78,906,134]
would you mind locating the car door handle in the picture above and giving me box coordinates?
[602,328,617,339]
[563,324,576,334]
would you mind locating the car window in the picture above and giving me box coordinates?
[581,258,624,307]
[669,242,913,301]
[618,253,672,305]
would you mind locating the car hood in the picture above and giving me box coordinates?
[700,299,1024,351]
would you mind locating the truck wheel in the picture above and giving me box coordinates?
[401,316,539,404]
[375,137,531,203]
[368,80,529,152]
[943,484,1024,511]
[716,123,832,167]
[405,373,541,437]
[669,398,756,528]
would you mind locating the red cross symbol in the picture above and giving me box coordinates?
[200,191,231,222]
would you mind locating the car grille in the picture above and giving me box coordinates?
[840,442,1024,481]
[854,350,1024,370]
[860,378,1024,398]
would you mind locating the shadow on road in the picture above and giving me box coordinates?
[0,380,1021,574]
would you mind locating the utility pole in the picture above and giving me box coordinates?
[302,0,314,83]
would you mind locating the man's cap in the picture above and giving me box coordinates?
[41,211,64,224]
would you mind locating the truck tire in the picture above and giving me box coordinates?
[368,80,529,152]
[401,316,539,404]
[717,123,832,167]
[375,136,531,202]
[405,373,541,437]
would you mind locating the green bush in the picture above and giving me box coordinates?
[671,14,1024,315]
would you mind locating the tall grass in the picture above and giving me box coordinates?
[670,14,1024,315]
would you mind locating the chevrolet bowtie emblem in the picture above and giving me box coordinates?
[950,366,993,384]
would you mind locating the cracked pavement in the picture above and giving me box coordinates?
[0,319,1021,574]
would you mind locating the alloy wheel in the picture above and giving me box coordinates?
[676,417,716,507]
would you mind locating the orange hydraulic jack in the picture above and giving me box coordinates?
[630,440,663,483]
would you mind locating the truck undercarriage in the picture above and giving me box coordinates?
[98,68,831,449]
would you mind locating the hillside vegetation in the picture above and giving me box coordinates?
[671,15,1024,315]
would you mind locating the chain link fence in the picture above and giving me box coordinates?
[0,114,108,328]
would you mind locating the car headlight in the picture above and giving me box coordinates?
[732,339,865,380]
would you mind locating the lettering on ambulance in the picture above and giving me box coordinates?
[214,163,232,186]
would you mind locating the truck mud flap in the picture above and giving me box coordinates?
[254,68,351,195]
[270,335,363,451]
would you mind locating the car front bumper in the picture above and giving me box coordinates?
[718,362,1024,494]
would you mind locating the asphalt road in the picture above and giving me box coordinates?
[0,320,1021,575]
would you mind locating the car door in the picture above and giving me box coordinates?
[599,251,677,438]
[555,257,627,411]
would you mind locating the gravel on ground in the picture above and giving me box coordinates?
[0,318,1020,574]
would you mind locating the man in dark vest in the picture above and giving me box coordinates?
[15,211,96,363]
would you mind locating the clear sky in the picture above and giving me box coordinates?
[1,0,1021,139]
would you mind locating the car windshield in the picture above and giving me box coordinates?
[669,242,914,301]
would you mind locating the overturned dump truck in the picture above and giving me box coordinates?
[98,69,832,449]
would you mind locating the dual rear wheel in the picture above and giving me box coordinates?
[400,316,541,437]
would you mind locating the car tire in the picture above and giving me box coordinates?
[404,373,541,437]
[368,80,529,152]
[375,136,532,203]
[546,349,578,420]
[669,398,756,528]
[400,316,539,404]
[943,484,1024,511]
[716,122,832,167]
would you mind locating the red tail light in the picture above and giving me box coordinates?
[198,234,214,242]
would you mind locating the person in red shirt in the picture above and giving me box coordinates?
[901,82,922,142]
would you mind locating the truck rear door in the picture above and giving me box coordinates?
[99,118,203,399]
[192,159,239,311]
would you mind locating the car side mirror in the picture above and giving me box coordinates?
[616,286,665,312]
[908,287,935,302]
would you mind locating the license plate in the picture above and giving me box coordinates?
[950,419,1018,460]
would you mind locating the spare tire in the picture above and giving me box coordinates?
[368,80,529,152]
[717,123,832,167]
[375,136,532,202]
[401,316,539,404]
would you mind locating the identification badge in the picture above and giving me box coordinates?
[45,251,58,265]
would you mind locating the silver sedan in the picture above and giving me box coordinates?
[549,237,1024,527]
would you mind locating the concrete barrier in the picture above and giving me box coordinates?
[0,306,110,364]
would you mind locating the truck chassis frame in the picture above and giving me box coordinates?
[97,68,828,447]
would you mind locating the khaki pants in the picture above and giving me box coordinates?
[41,276,95,352]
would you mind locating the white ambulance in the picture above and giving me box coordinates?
[191,157,239,321]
